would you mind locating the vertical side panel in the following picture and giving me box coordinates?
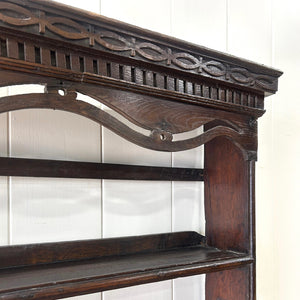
[204,136,250,252]
[204,134,253,300]
[206,267,250,299]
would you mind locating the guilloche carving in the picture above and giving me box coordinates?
[0,1,278,93]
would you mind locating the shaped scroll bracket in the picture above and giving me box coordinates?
[0,84,258,160]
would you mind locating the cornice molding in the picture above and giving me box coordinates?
[0,0,282,95]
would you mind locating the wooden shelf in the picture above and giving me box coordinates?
[0,232,252,299]
[0,157,203,181]
[0,1,282,299]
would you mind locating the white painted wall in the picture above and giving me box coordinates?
[0,1,299,300]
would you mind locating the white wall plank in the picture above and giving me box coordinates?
[56,0,100,13]
[61,292,100,300]
[0,88,8,245]
[172,131,204,299]
[171,0,227,51]
[9,109,102,299]
[227,0,272,64]
[102,127,171,167]
[172,127,204,235]
[271,1,300,299]
[104,281,172,300]
[100,0,172,34]
[10,177,101,244]
[102,118,172,299]
[9,108,102,244]
[103,180,171,238]
[173,275,205,300]
[0,176,8,246]
[172,181,204,234]
[10,109,101,162]
[0,88,7,157]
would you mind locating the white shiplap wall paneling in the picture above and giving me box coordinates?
[0,87,8,157]
[102,121,171,167]
[272,1,300,299]
[173,275,205,300]
[0,175,8,246]
[100,0,172,35]
[171,0,227,52]
[104,281,172,300]
[0,87,8,245]
[227,0,272,64]
[171,130,205,300]
[62,292,101,300]
[102,179,172,238]
[57,0,101,13]
[102,109,173,299]
[172,128,204,236]
[8,85,102,300]
[9,108,102,244]
[10,176,102,245]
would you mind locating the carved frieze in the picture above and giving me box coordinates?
[0,0,281,94]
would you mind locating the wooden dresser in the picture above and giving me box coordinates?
[0,1,282,299]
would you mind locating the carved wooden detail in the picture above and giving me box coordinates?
[0,1,282,299]
[0,87,254,158]
[0,0,281,95]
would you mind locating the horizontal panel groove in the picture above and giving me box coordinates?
[0,231,252,299]
[0,157,204,181]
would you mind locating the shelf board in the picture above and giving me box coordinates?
[0,232,252,299]
[0,157,203,181]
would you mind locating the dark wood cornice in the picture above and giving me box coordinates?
[0,0,282,96]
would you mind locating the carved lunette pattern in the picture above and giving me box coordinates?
[0,90,249,156]
[0,1,278,93]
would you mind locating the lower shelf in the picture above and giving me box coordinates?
[0,232,253,299]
